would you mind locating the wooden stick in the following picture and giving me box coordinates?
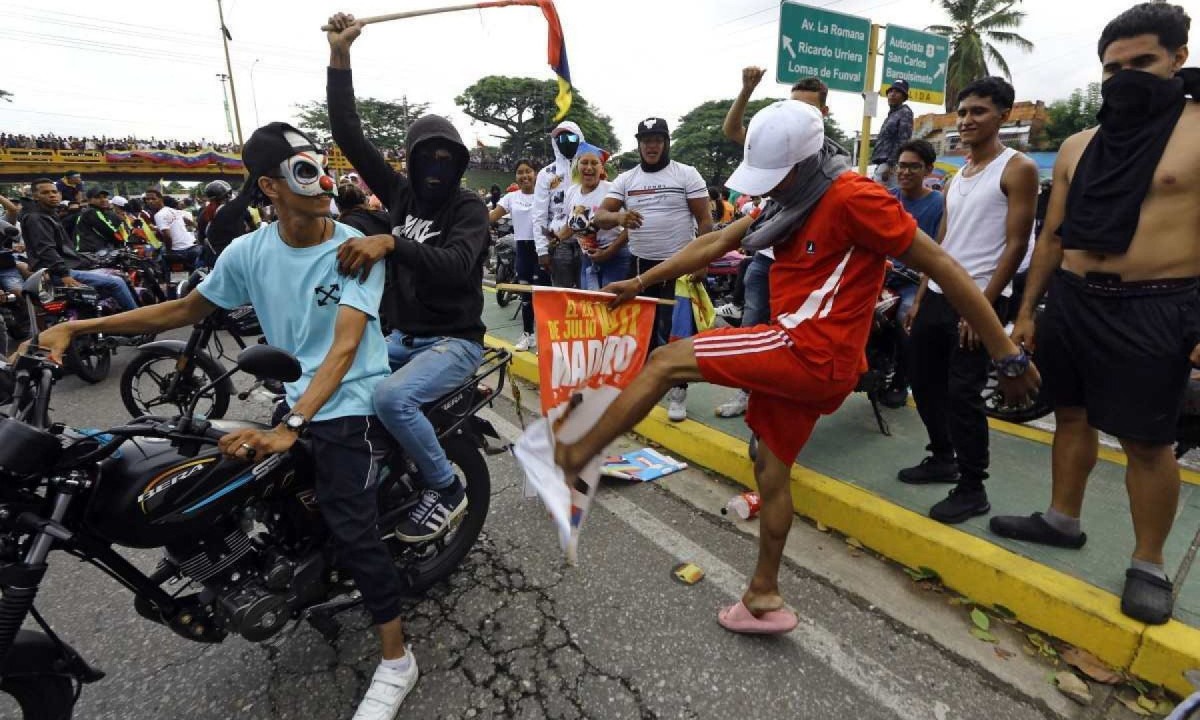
[320,0,533,31]
[495,283,676,306]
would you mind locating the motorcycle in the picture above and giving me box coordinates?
[493,234,518,309]
[85,247,169,307]
[0,337,511,719]
[20,270,115,384]
[120,269,264,420]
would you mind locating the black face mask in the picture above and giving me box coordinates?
[412,155,458,206]
[639,135,670,173]
[554,133,580,160]
[1098,69,1184,131]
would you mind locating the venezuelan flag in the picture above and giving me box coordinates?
[537,0,572,120]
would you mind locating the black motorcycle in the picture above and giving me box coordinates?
[120,270,263,420]
[0,340,510,719]
[21,270,116,384]
[493,234,518,309]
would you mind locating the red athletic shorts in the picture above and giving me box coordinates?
[693,324,857,464]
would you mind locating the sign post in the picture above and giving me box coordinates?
[776,2,871,93]
[879,24,950,106]
[856,24,880,176]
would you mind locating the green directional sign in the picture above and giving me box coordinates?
[776,1,872,94]
[880,24,950,105]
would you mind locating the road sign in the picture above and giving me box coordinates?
[879,24,950,105]
[776,2,872,94]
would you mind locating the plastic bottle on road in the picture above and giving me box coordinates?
[721,491,761,520]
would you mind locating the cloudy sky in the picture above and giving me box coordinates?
[0,0,1185,156]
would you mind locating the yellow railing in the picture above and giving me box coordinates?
[0,147,403,173]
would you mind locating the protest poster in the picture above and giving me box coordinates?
[512,287,657,564]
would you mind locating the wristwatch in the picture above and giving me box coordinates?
[994,350,1031,379]
[281,411,309,435]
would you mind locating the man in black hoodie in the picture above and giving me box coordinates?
[327,12,489,545]
[20,178,138,311]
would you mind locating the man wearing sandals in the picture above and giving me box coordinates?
[990,2,1200,625]
[551,100,1039,633]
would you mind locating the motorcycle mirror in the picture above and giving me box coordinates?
[21,269,47,297]
[235,345,301,383]
[21,269,47,334]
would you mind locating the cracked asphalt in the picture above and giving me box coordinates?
[10,333,1066,719]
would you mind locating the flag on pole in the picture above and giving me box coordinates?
[536,0,572,121]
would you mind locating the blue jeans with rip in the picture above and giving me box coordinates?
[375,331,483,490]
[70,269,137,311]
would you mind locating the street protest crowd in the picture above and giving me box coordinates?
[1,3,1198,718]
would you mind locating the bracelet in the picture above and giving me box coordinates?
[635,274,645,292]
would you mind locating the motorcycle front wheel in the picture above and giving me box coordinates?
[65,335,111,384]
[0,673,76,720]
[383,433,491,594]
[120,349,231,419]
[982,368,1052,424]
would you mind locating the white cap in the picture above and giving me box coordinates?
[726,100,824,196]
[110,196,128,207]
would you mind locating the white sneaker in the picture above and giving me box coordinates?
[715,302,743,321]
[715,390,749,418]
[352,650,419,720]
[667,386,688,422]
[514,332,535,352]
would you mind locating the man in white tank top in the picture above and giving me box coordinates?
[899,77,1040,524]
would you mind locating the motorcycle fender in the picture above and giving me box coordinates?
[136,339,187,354]
[471,416,500,441]
[2,630,105,684]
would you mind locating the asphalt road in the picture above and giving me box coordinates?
[1,335,1123,720]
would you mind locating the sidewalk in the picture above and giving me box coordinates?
[482,293,1200,697]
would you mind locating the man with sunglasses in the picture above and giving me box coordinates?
[30,122,419,720]
[325,13,488,551]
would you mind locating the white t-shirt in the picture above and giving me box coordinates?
[154,207,196,251]
[559,181,621,249]
[606,161,707,261]
[498,190,536,241]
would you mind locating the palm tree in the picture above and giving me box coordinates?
[928,0,1035,111]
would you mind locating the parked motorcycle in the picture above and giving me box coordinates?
[0,339,510,719]
[493,234,518,309]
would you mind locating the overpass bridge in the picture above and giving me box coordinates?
[0,147,403,184]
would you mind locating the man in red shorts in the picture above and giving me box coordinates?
[554,100,1040,632]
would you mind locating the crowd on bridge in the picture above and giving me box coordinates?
[0,133,242,154]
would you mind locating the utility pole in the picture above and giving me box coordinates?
[216,0,245,147]
[216,73,236,146]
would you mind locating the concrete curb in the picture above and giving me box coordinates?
[487,333,1200,696]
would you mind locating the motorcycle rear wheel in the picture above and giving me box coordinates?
[495,263,516,308]
[0,674,77,720]
[65,335,111,384]
[982,368,1052,424]
[384,434,490,594]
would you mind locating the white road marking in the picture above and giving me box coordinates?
[478,407,948,720]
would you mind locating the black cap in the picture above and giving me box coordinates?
[85,187,110,199]
[64,170,81,178]
[888,79,910,97]
[241,122,320,178]
[635,117,670,139]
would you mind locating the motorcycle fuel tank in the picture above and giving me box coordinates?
[87,436,308,548]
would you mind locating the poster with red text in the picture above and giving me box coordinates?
[512,287,656,564]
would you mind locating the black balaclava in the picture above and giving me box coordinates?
[410,138,460,208]
[639,133,670,173]
[554,131,580,160]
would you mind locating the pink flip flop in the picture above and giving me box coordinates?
[717,601,798,635]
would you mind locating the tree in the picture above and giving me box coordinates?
[455,76,618,162]
[0,90,11,103]
[927,0,1035,111]
[670,98,852,186]
[1041,82,1101,149]
[294,97,429,150]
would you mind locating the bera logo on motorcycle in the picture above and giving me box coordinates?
[137,457,217,510]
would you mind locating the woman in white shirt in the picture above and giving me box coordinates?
[489,159,543,352]
[554,147,629,290]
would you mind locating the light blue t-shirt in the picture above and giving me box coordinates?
[198,221,390,421]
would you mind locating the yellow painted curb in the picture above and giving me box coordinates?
[1131,622,1200,697]
[485,332,1199,694]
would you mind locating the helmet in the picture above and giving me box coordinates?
[204,180,233,201]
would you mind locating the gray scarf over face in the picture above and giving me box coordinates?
[741,138,851,253]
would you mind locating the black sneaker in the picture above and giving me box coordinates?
[897,455,959,484]
[395,480,468,543]
[930,486,990,524]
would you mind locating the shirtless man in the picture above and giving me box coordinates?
[990,2,1199,625]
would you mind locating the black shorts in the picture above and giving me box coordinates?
[1036,269,1200,445]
